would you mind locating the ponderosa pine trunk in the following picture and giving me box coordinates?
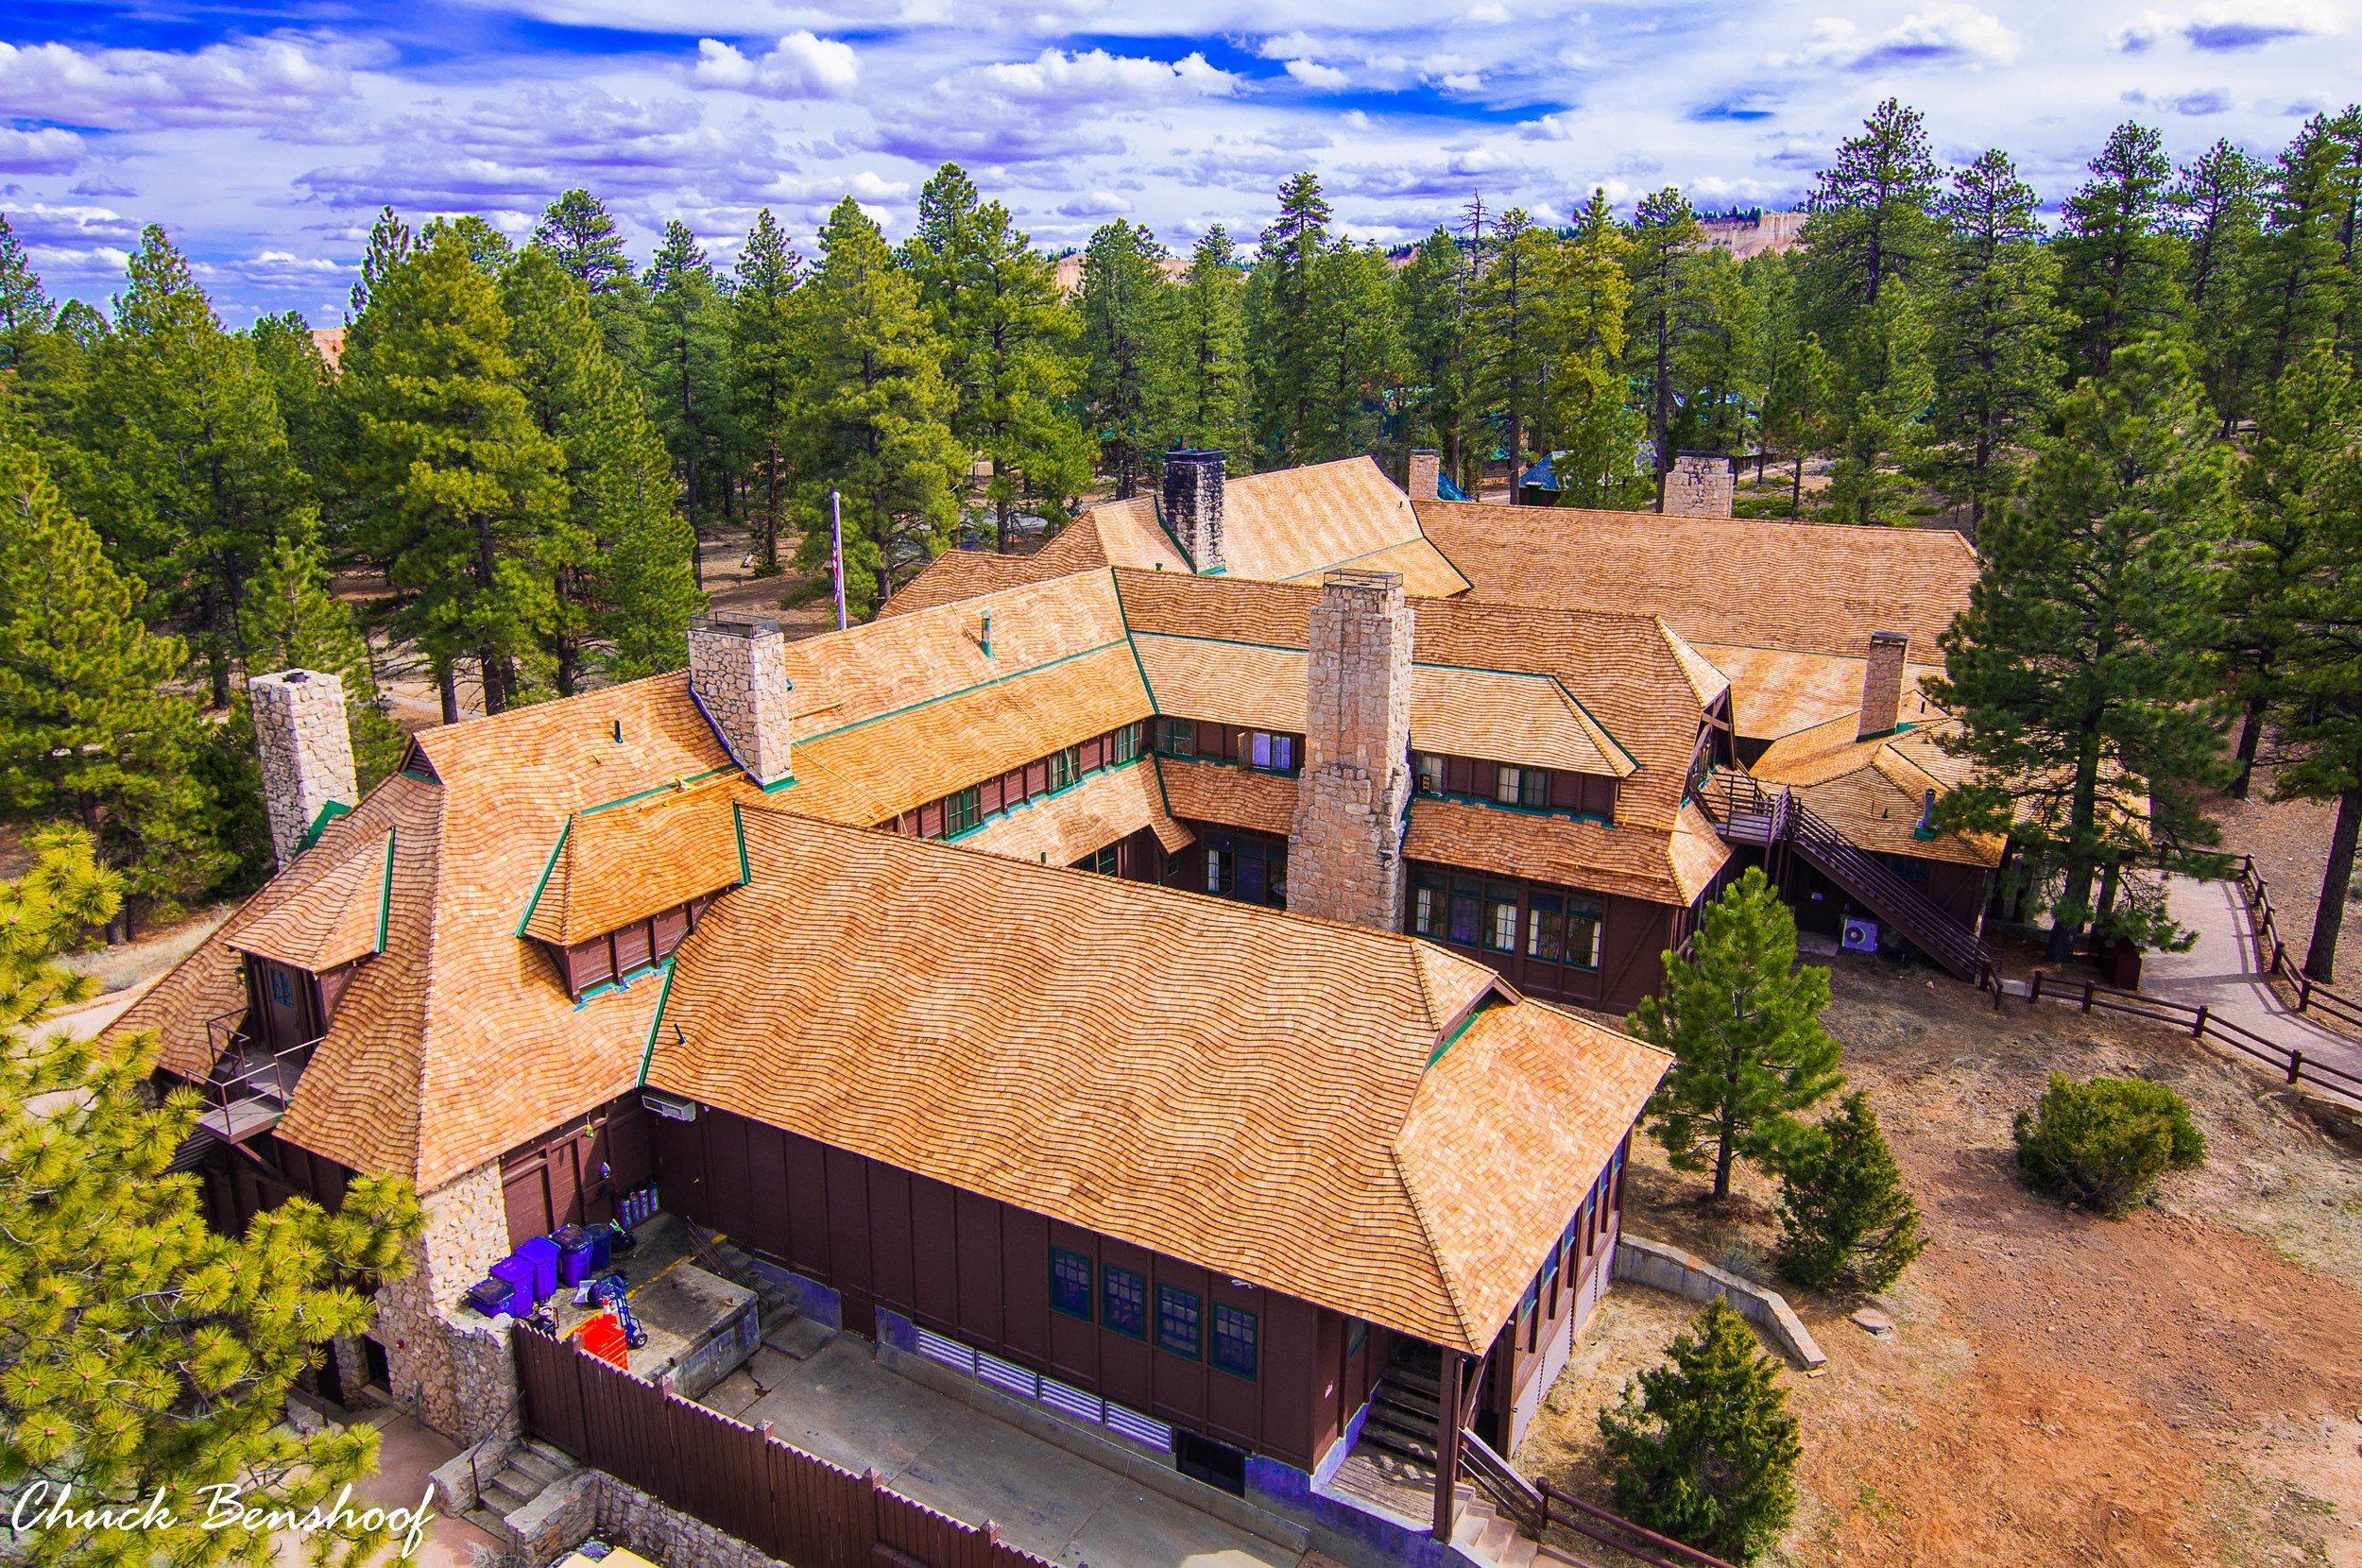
[437,662,459,726]
[2228,696,2267,800]
[2304,786,2360,985]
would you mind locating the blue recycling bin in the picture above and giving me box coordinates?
[553,1224,594,1287]
[586,1224,612,1272]
[485,1256,535,1316]
[515,1236,559,1304]
[465,1277,518,1318]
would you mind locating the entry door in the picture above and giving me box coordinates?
[256,961,313,1052]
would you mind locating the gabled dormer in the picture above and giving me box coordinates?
[521,782,746,1001]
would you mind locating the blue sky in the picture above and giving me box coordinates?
[2,0,2353,322]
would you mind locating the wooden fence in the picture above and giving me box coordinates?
[2230,854,2362,1035]
[1988,967,2362,1104]
[513,1325,1058,1568]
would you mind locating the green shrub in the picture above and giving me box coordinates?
[1732,495,1804,520]
[1774,1092,1926,1294]
[2012,1073,2205,1213]
[1598,1298,1801,1563]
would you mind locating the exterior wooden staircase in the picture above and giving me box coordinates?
[1698,770,1994,984]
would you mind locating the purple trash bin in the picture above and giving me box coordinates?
[515,1236,559,1304]
[553,1224,593,1287]
[486,1256,535,1317]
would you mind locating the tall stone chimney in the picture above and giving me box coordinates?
[1163,450,1226,573]
[251,669,360,871]
[1288,570,1415,931]
[1664,452,1735,518]
[689,615,795,788]
[1857,631,1909,740]
[1407,449,1441,502]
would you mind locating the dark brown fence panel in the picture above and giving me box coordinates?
[515,1321,589,1459]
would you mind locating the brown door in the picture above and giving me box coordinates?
[257,961,312,1051]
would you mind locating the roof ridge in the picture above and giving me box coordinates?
[1387,1132,1482,1354]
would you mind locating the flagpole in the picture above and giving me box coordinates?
[830,489,847,632]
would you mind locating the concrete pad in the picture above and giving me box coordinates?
[272,1406,502,1568]
[1058,1481,1297,1568]
[739,1338,958,1474]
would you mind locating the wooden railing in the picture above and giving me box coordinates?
[2229,854,2362,1033]
[2010,969,2362,1103]
[1532,1478,1741,1568]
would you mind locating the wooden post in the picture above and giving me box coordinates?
[2288,1051,2303,1085]
[2030,971,2044,1003]
[2082,980,2096,1013]
[2192,1005,2208,1038]
[2298,973,2311,1011]
[756,1420,775,1441]
[1432,1352,1463,1542]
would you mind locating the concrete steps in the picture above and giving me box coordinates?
[467,1439,580,1542]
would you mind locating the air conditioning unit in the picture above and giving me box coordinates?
[642,1089,699,1122]
[1840,917,1879,954]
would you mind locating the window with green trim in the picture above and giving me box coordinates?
[947,786,983,835]
[1210,1304,1258,1379]
[1155,1284,1202,1358]
[1052,747,1080,790]
[1103,1265,1147,1338]
[1113,723,1141,764]
[1158,718,1195,758]
[1050,1247,1092,1320]
[1088,845,1119,875]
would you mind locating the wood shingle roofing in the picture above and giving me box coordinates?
[1152,756,1302,837]
[230,827,395,971]
[1416,501,1979,659]
[953,760,1191,866]
[649,808,1667,1353]
[520,785,741,946]
[1697,643,1944,744]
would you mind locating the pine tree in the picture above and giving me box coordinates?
[1773,1092,1926,1294]
[507,246,702,690]
[1304,239,1399,464]
[905,167,1092,548]
[2239,111,2362,393]
[1756,264,1833,518]
[534,187,644,365]
[1677,250,1760,460]
[1800,98,1941,316]
[245,520,403,778]
[1393,228,1476,490]
[246,312,339,512]
[1628,867,1845,1200]
[0,435,227,937]
[1542,191,1642,506]
[347,221,563,720]
[639,219,736,576]
[1597,1298,1802,1564]
[0,826,428,1568]
[73,227,315,707]
[731,210,803,575]
[1926,149,2065,528]
[1471,209,1551,491]
[1075,219,1176,499]
[1819,289,1933,527]
[0,212,53,369]
[1168,226,1251,458]
[791,197,965,614]
[2167,140,2265,424]
[1931,336,2232,960]
[1252,172,1334,466]
[2055,122,2184,383]
[1626,189,1705,503]
[2267,349,2362,980]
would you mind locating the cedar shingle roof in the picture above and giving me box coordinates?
[1697,643,1944,743]
[954,760,1191,866]
[230,827,394,971]
[1418,501,1978,658]
[878,551,1051,620]
[1752,719,2003,868]
[520,785,742,946]
[1402,798,1729,905]
[1153,755,1301,836]
[648,808,1666,1352]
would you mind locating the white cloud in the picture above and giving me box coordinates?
[0,125,84,173]
[1438,71,1485,91]
[2110,9,2173,50]
[0,37,356,130]
[1463,3,1511,21]
[1285,59,1351,89]
[973,47,1240,104]
[693,32,860,99]
[1774,6,2019,70]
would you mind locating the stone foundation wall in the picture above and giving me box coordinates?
[250,669,359,868]
[1663,454,1734,519]
[372,1159,522,1441]
[1289,573,1414,932]
[1612,1234,1826,1372]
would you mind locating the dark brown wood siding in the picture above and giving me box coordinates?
[1407,864,1673,1014]
[652,1108,1336,1471]
[500,1094,656,1248]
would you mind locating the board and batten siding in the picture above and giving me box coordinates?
[652,1107,1361,1471]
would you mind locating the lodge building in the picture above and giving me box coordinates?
[112,449,1998,1555]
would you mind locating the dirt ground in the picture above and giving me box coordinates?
[1518,957,2362,1568]
[2205,769,2361,990]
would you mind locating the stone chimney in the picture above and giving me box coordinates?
[1857,631,1909,740]
[1407,449,1441,502]
[1163,450,1226,573]
[1288,570,1415,931]
[251,669,360,871]
[689,615,795,788]
[1664,452,1735,518]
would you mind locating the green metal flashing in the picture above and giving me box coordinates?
[635,962,677,1081]
[732,800,750,884]
[577,765,735,817]
[516,819,571,938]
[298,799,352,854]
[760,773,799,794]
[573,957,665,1011]
[796,638,1134,746]
[375,827,397,952]
[1274,535,1431,583]
[1547,676,1643,774]
[1426,999,1498,1068]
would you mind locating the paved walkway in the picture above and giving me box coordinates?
[705,1338,1299,1568]
[2141,875,2362,1097]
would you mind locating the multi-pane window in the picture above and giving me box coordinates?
[1565,902,1604,968]
[1211,1304,1258,1380]
[1113,722,1141,764]
[1159,718,1196,757]
[1103,1265,1146,1338]
[1155,1284,1202,1358]
[1247,731,1296,772]
[1052,747,1080,790]
[1050,1248,1093,1320]
[1205,833,1286,908]
[1414,880,1441,937]
[1448,883,1481,946]
[1088,845,1119,875]
[1414,753,1446,793]
[946,786,983,835]
[1418,872,1606,985]
[1485,888,1518,952]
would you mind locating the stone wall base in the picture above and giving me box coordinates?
[1612,1234,1827,1372]
[470,1470,790,1568]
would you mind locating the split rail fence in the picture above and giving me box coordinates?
[2230,854,2362,1035]
[512,1324,1058,1568]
